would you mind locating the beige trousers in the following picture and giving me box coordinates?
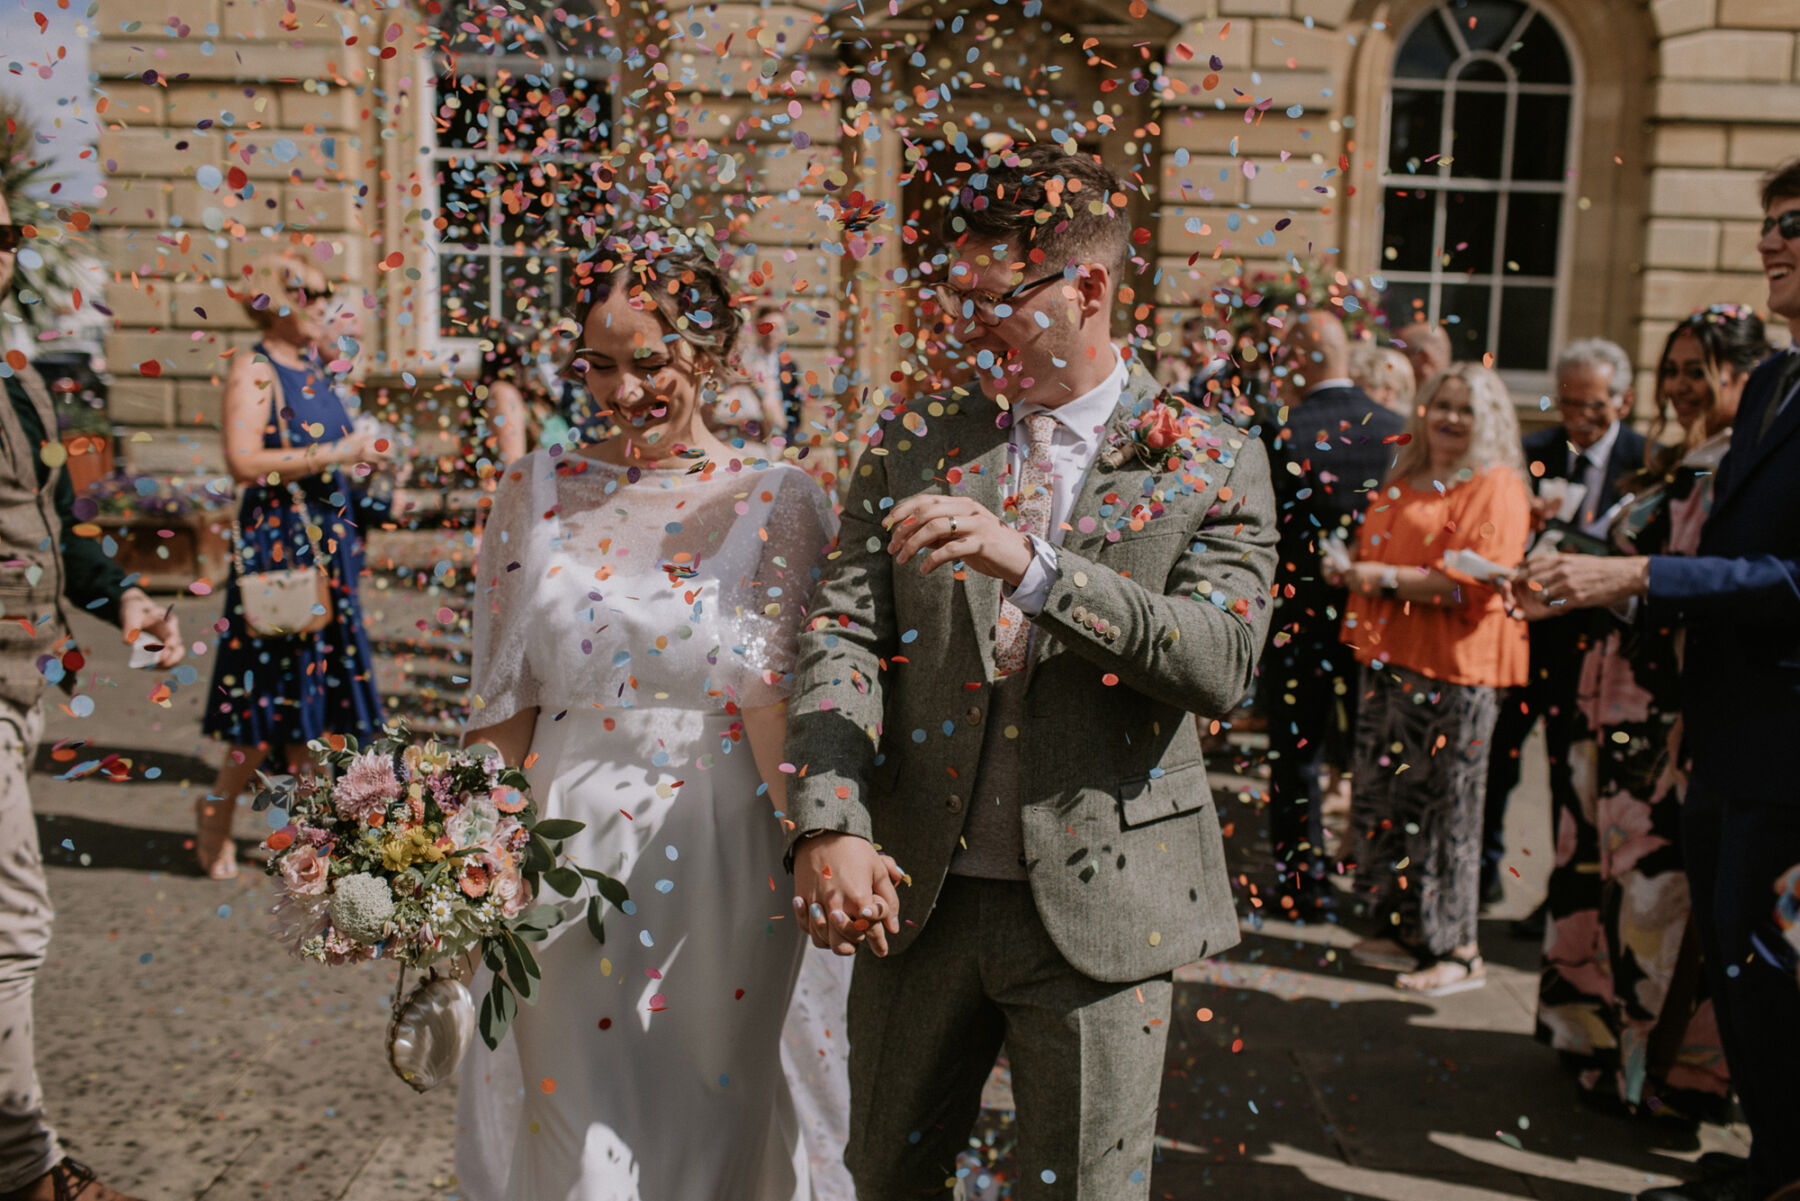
[0,698,57,1191]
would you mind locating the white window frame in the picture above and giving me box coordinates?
[416,12,613,365]
[1377,0,1582,399]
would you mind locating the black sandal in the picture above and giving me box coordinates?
[1397,952,1486,996]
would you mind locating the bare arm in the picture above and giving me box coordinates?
[463,707,539,767]
[1341,561,1468,604]
[221,353,388,486]
[490,380,529,466]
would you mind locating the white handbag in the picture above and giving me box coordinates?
[230,401,335,639]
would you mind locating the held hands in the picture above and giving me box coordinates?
[791,832,905,956]
[118,588,185,668]
[885,495,1033,587]
[333,430,397,472]
[1499,553,1651,619]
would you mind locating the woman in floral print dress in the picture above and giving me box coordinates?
[1536,306,1767,1134]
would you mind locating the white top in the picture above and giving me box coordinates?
[1007,348,1130,613]
[468,449,836,724]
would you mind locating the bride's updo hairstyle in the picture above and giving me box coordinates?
[569,234,743,374]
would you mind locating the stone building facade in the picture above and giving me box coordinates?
[83,0,1797,481]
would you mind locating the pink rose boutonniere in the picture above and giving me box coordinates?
[1103,394,1195,472]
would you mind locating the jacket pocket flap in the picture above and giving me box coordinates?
[1117,761,1208,828]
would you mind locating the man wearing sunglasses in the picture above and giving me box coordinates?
[784,151,1277,1197]
[1510,160,1800,1201]
[0,189,176,1201]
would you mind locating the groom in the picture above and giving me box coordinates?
[783,151,1277,1198]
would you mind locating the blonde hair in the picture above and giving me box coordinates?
[1351,343,1417,413]
[237,253,327,331]
[1387,362,1525,485]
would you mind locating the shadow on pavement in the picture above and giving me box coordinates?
[35,811,262,877]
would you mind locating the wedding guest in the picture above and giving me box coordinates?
[196,253,393,879]
[738,301,801,441]
[456,236,863,1201]
[1261,311,1403,917]
[475,333,567,467]
[1333,363,1531,994]
[1512,158,1800,1201]
[1156,314,1214,392]
[1394,319,1452,388]
[1486,340,1646,920]
[0,186,182,1201]
[1352,341,1417,418]
[1536,306,1764,1141]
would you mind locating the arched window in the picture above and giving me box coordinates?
[422,1,614,352]
[1377,0,1574,381]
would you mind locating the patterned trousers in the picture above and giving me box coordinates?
[1350,662,1499,959]
[0,698,56,1191]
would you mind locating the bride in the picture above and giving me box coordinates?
[455,234,874,1200]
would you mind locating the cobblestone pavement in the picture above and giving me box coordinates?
[26,592,1747,1200]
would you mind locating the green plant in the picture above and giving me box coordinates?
[1,95,92,339]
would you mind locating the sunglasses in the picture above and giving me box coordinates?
[0,224,23,253]
[1761,210,1800,240]
[286,279,335,306]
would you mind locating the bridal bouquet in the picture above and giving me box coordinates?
[255,720,624,1079]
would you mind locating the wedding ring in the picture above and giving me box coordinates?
[948,516,959,534]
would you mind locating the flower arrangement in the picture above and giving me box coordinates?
[1101,392,1206,474]
[255,719,624,1050]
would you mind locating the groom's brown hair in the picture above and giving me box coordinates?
[940,151,1132,290]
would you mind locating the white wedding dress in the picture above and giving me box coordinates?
[456,448,855,1201]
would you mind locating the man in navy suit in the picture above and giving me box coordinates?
[1515,159,1800,1201]
[1483,340,1646,911]
[1259,312,1403,915]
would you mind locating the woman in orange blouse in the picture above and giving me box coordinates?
[1329,362,1531,995]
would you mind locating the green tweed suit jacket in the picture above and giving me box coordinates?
[783,358,1278,983]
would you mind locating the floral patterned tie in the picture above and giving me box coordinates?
[995,412,1059,676]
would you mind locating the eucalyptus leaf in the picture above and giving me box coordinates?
[594,874,630,908]
[543,866,583,896]
[478,976,517,1050]
[532,818,587,840]
[585,895,606,944]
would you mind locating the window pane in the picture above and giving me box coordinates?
[1382,188,1437,272]
[440,255,492,332]
[434,69,487,151]
[1507,13,1572,85]
[497,166,561,247]
[1439,281,1494,361]
[1458,59,1507,84]
[1450,0,1529,54]
[1380,280,1432,332]
[1396,10,1460,79]
[499,255,557,327]
[557,76,610,152]
[435,162,489,246]
[1449,90,1507,179]
[1512,95,1571,180]
[1389,88,1446,174]
[1499,285,1555,371]
[1443,190,1499,273]
[495,73,553,157]
[1503,192,1562,277]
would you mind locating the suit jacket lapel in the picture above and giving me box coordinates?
[1711,357,1795,517]
[1023,361,1161,688]
[952,408,1011,680]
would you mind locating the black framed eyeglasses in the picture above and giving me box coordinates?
[1761,210,1800,240]
[0,225,24,253]
[930,271,1065,326]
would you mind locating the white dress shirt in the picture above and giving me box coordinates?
[1567,418,1622,537]
[1007,349,1130,614]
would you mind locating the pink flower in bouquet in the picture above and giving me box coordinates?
[333,749,401,822]
[489,867,529,918]
[279,844,330,896]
